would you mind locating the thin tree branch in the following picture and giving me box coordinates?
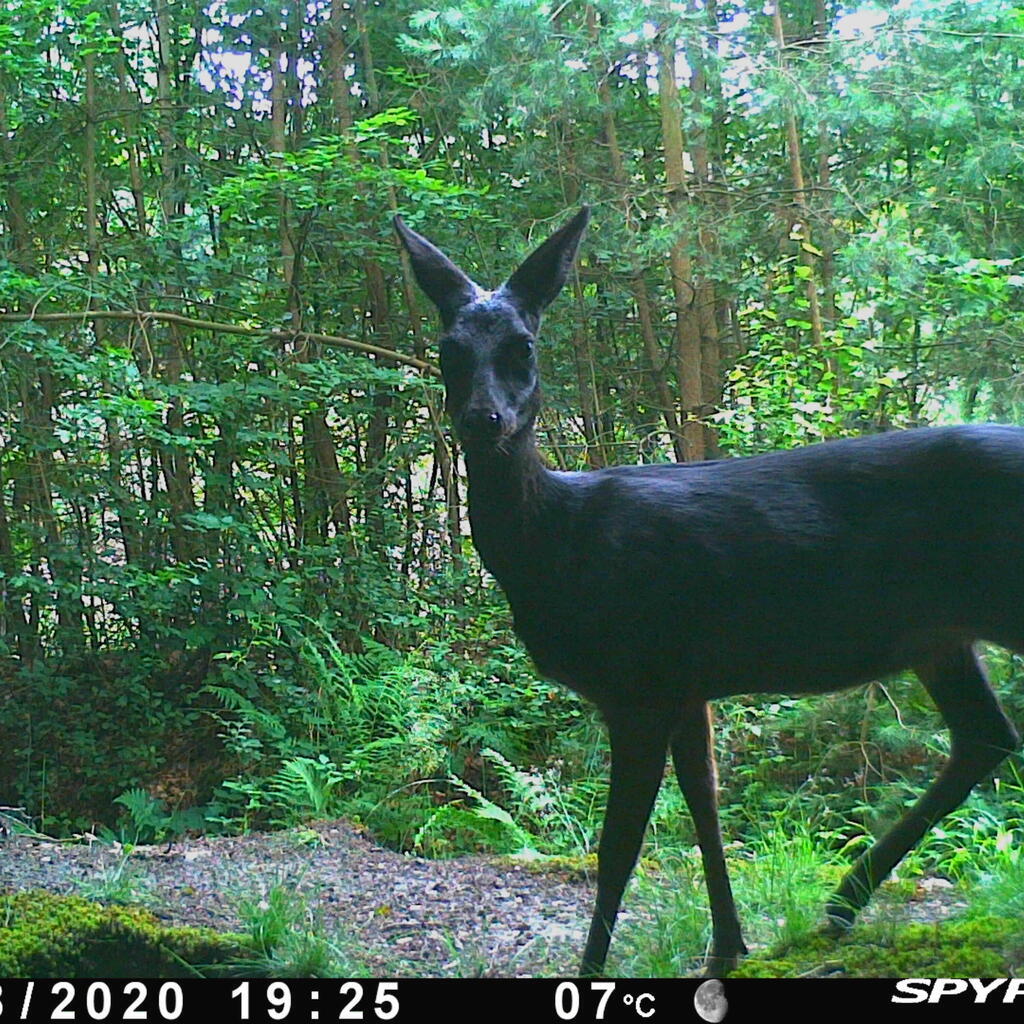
[0,309,440,376]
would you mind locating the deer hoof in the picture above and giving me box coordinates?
[823,906,856,936]
[704,941,748,978]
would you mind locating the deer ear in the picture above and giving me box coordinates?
[498,206,590,326]
[394,216,481,327]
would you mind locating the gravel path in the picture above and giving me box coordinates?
[0,820,972,978]
[0,822,592,977]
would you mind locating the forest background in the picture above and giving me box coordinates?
[2,0,1024,970]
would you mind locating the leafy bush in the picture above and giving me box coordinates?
[0,655,216,834]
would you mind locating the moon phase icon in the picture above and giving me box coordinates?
[694,978,728,1022]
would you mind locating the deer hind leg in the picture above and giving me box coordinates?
[671,702,746,975]
[827,642,1020,927]
[581,706,675,977]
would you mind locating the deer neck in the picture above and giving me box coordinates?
[462,425,553,586]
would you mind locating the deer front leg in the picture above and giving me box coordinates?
[580,707,674,977]
[671,702,747,975]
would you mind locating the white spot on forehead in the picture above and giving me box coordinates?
[462,292,518,319]
[451,290,536,337]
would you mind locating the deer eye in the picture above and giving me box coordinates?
[439,337,473,378]
[508,336,534,360]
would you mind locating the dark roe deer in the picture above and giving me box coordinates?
[394,207,1023,975]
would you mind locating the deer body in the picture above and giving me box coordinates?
[395,207,1022,975]
[468,424,1024,704]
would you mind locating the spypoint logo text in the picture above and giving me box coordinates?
[892,979,1024,1004]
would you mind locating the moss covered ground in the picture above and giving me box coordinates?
[0,890,250,978]
[732,916,1024,978]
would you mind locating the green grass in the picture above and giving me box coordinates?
[608,801,1024,977]
[73,848,158,907]
[234,884,391,977]
[613,814,841,976]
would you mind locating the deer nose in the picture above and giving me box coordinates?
[462,407,504,438]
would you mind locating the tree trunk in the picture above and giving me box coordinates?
[770,1,828,362]
[812,0,839,387]
[658,34,705,461]
[155,4,197,566]
[588,5,685,461]
[687,0,724,456]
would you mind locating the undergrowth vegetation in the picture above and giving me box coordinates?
[6,527,1024,862]
[4,573,1023,977]
[7,576,1023,908]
